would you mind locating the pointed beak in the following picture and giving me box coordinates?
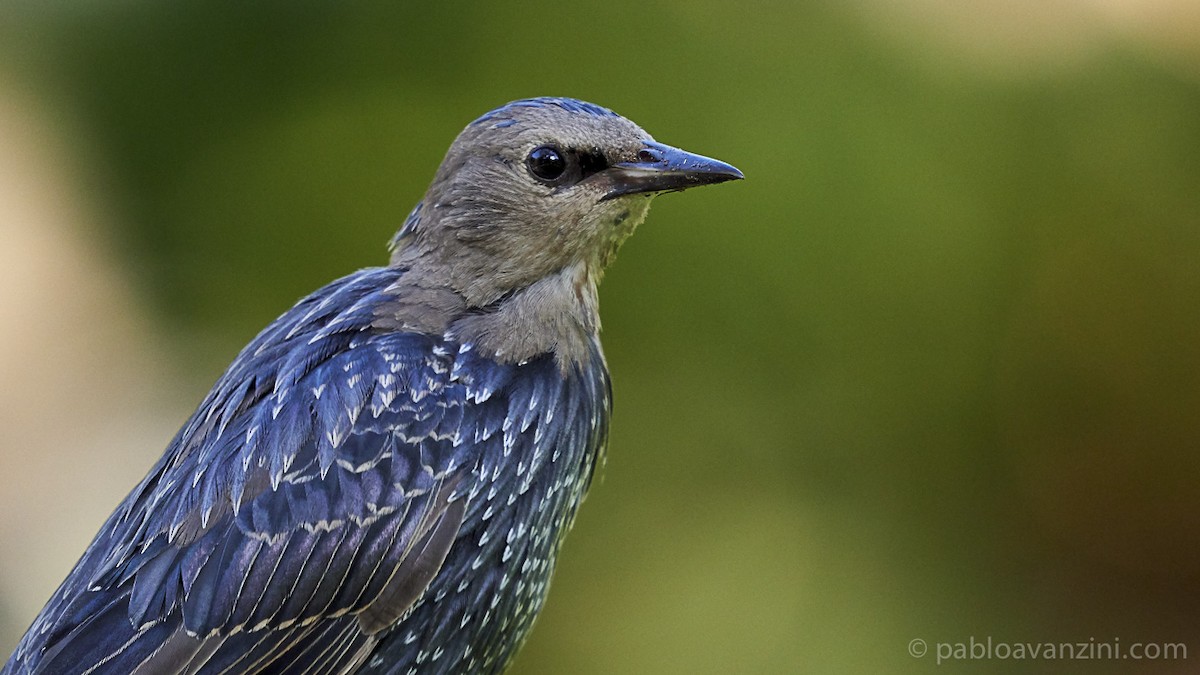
[600,141,743,201]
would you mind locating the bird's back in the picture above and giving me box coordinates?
[5,266,610,674]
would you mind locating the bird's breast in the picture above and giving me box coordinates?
[361,339,611,673]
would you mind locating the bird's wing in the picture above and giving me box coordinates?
[13,269,490,674]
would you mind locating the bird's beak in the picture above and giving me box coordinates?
[600,141,743,201]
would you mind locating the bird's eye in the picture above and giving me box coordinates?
[527,145,567,182]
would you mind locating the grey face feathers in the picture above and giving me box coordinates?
[382,98,741,367]
[390,98,742,308]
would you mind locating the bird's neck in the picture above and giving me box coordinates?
[449,261,602,370]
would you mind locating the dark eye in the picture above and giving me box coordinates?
[526,145,567,182]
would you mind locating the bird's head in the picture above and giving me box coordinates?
[391,98,742,308]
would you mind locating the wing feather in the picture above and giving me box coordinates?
[7,269,477,674]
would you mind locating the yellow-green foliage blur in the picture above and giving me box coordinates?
[0,2,1197,673]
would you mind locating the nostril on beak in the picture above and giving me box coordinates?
[637,148,660,163]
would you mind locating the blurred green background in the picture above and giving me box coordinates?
[1,1,1198,673]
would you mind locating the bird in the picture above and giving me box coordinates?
[4,97,742,675]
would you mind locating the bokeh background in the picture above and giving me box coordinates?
[1,1,1198,672]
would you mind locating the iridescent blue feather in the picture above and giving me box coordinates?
[5,265,609,675]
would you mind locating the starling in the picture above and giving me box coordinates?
[4,97,742,674]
